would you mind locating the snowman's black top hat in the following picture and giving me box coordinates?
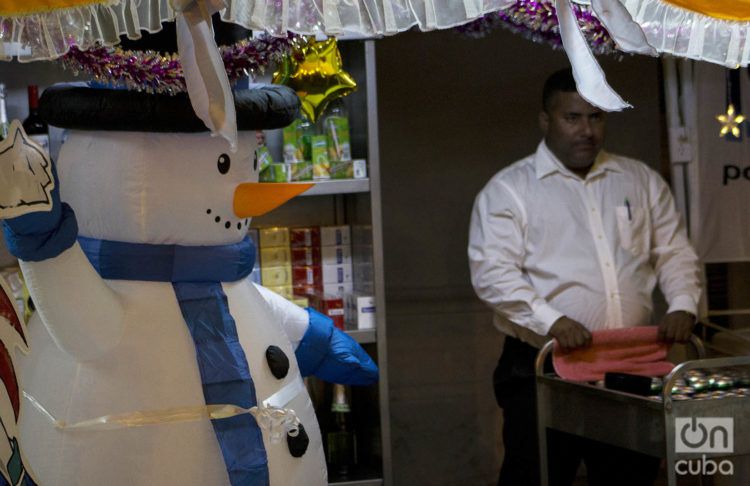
[39,83,300,132]
[43,15,299,132]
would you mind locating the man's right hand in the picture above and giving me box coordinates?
[549,316,592,350]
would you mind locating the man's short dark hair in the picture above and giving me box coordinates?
[542,68,576,112]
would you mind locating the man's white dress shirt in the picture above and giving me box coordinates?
[468,141,701,348]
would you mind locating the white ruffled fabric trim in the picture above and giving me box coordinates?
[0,0,515,62]
[622,0,750,68]
[222,0,515,37]
[0,0,176,62]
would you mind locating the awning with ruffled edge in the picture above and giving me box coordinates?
[622,0,750,68]
[1,0,516,62]
[6,1,750,148]
[0,0,173,62]
[0,0,108,16]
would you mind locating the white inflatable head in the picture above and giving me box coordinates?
[58,131,259,246]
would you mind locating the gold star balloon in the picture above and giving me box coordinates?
[272,37,357,122]
[716,103,746,138]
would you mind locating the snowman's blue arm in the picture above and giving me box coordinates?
[295,308,379,385]
[2,162,78,261]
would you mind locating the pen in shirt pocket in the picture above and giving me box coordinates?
[625,198,632,221]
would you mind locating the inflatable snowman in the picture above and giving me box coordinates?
[0,84,377,485]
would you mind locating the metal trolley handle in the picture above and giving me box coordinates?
[534,334,706,379]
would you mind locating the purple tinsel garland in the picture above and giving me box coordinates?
[58,1,617,92]
[60,34,299,94]
[457,0,617,55]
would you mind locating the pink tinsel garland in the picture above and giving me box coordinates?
[458,0,617,56]
[60,35,299,94]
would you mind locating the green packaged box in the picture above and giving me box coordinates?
[329,160,353,180]
[282,118,314,163]
[325,115,351,162]
[282,120,302,163]
[260,162,290,182]
[312,135,330,180]
[255,145,273,172]
[352,159,367,179]
[290,160,313,181]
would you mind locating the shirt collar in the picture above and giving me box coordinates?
[534,140,621,180]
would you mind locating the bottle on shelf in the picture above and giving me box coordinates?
[322,99,351,162]
[282,115,314,163]
[326,383,357,478]
[0,83,8,141]
[23,85,49,152]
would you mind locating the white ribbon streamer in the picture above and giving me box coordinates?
[555,0,631,111]
[590,0,656,55]
[249,404,301,444]
[253,376,307,443]
[23,375,307,441]
[173,0,238,151]
[263,376,307,409]
[25,391,257,431]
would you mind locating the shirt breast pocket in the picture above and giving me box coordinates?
[615,206,648,255]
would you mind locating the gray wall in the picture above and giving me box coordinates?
[375,28,663,485]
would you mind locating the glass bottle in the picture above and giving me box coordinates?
[326,383,357,477]
[22,85,49,152]
[0,84,9,141]
[322,100,351,162]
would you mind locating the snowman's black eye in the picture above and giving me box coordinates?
[253,152,258,171]
[217,154,230,174]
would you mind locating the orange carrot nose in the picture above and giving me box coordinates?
[233,182,314,217]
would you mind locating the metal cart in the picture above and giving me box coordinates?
[535,337,750,485]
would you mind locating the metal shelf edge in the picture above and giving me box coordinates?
[346,329,376,344]
[328,479,383,486]
[300,179,370,196]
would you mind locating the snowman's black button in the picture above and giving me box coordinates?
[265,345,289,379]
[287,423,309,458]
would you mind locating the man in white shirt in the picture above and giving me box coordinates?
[468,69,701,486]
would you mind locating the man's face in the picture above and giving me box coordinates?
[539,91,606,172]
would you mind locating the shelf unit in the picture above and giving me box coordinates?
[0,38,391,486]
[252,39,391,486]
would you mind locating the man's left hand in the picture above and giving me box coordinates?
[658,311,696,342]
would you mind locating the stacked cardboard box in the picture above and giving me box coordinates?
[259,227,293,299]
[321,225,353,298]
[345,294,375,330]
[290,226,323,297]
[351,225,374,295]
[250,224,373,329]
[348,225,376,330]
[310,293,345,330]
[319,225,355,330]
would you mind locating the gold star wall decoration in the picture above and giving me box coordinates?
[716,103,745,138]
[272,37,357,123]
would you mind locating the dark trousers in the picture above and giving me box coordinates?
[494,336,661,486]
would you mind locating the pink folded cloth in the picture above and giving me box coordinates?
[552,326,675,382]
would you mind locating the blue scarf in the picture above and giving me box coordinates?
[78,235,269,486]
